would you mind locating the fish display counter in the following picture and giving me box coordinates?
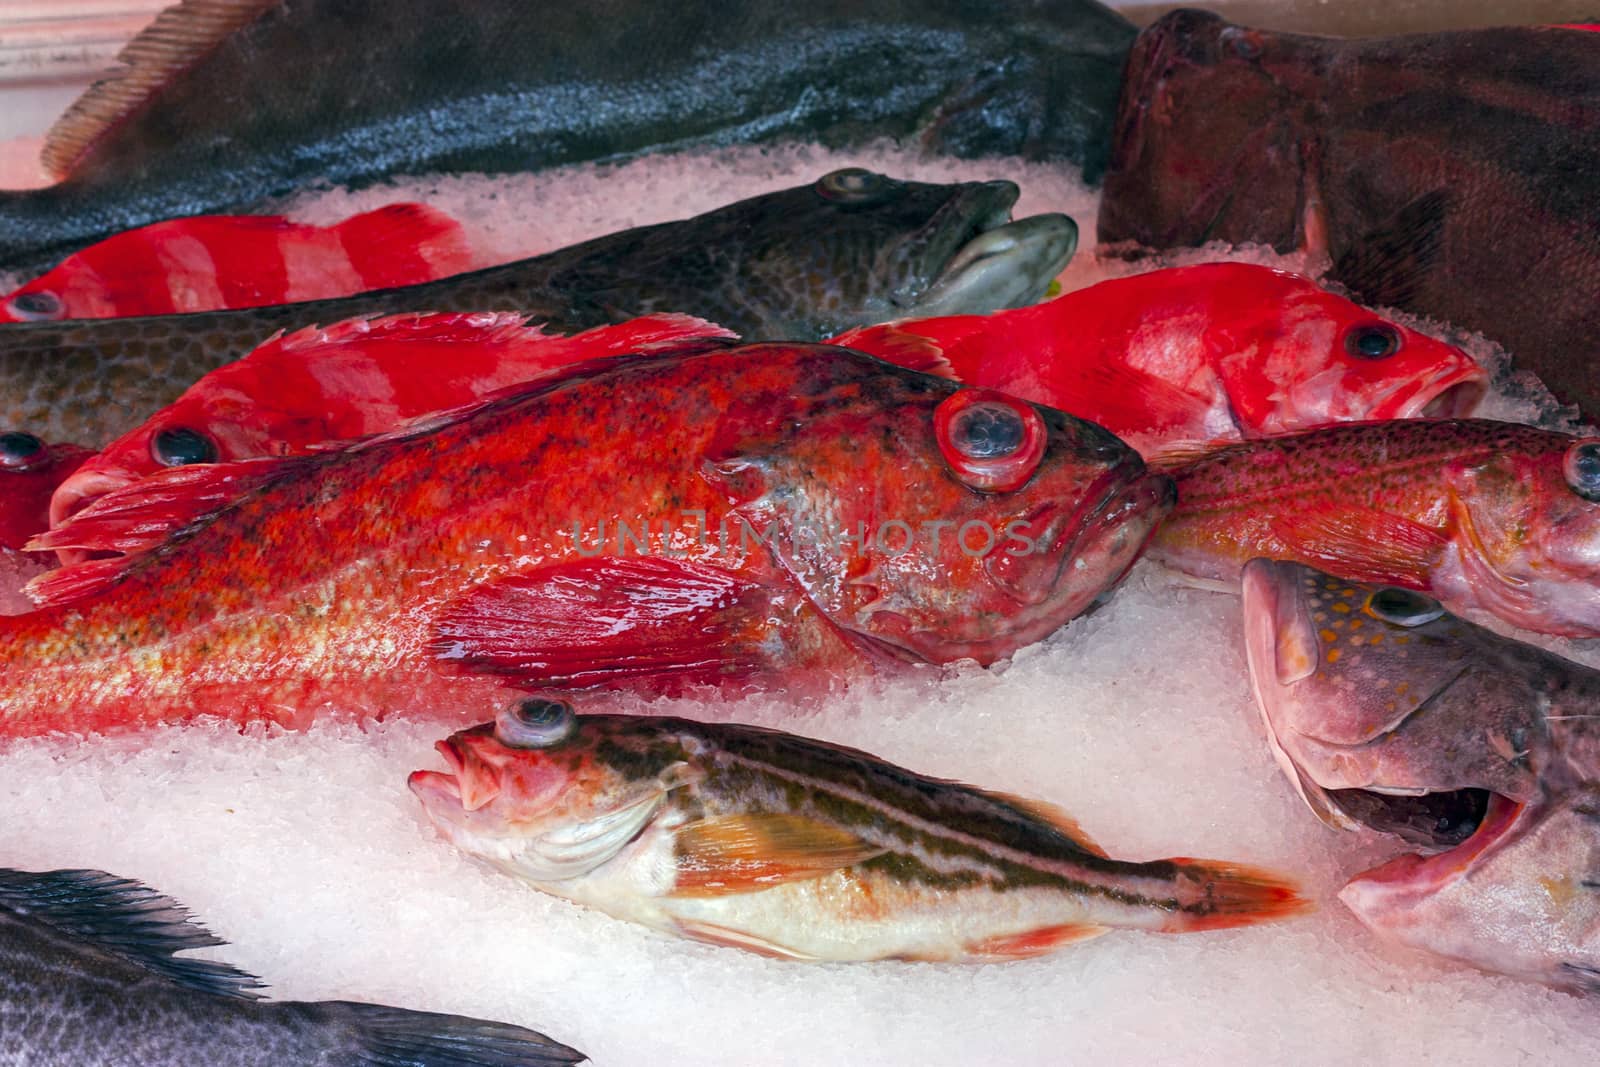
[0,2,1597,1065]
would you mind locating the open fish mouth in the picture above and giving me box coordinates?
[1337,791,1526,909]
[912,211,1079,318]
[408,737,500,813]
[1370,364,1488,422]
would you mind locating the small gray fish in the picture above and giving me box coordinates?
[1241,558,1600,993]
[0,169,1076,448]
[0,867,585,1066]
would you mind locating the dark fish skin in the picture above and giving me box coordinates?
[0,868,585,1066]
[0,0,1135,270]
[1096,10,1600,419]
[0,171,1046,447]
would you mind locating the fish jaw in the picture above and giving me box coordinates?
[908,213,1079,319]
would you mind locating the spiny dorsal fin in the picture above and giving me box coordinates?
[0,868,263,999]
[43,0,278,180]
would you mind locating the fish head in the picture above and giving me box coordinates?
[1439,431,1600,636]
[0,432,91,552]
[652,169,1077,338]
[1239,559,1600,987]
[705,345,1174,666]
[1338,788,1600,993]
[1193,264,1484,433]
[409,701,694,884]
[1098,11,1313,254]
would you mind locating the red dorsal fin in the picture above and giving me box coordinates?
[43,0,279,179]
[333,202,476,287]
[828,324,957,379]
[429,557,783,690]
[24,456,313,606]
[1268,506,1449,586]
[670,813,885,897]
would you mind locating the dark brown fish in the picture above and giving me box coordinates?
[0,169,1076,447]
[1096,10,1600,419]
[0,0,1135,271]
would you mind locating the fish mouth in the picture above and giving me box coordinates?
[1338,792,1526,914]
[1369,366,1488,422]
[911,212,1079,318]
[408,737,502,814]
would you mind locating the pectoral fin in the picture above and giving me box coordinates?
[1268,506,1448,586]
[670,813,884,897]
[1333,190,1449,309]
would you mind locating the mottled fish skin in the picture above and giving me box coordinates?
[0,171,1056,447]
[1240,560,1600,993]
[1,344,1168,737]
[1150,419,1600,638]
[0,867,586,1066]
[411,710,1306,962]
[1097,11,1600,420]
[0,0,1135,270]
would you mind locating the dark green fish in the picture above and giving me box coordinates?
[0,867,585,1065]
[0,168,1077,447]
[1096,11,1600,420]
[0,0,1134,270]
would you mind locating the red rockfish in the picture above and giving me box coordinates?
[0,203,477,322]
[831,263,1485,458]
[411,699,1307,961]
[1150,419,1600,637]
[0,433,90,554]
[6,344,1172,738]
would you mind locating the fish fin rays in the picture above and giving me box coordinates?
[42,0,280,179]
[1332,190,1449,309]
[669,813,884,897]
[670,917,819,960]
[1268,506,1448,585]
[1160,858,1313,932]
[973,788,1110,858]
[429,557,781,689]
[1065,359,1221,438]
[0,868,264,999]
[965,923,1108,960]
[828,323,960,379]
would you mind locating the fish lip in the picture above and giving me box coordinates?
[408,739,467,808]
[1338,792,1526,910]
[1368,365,1488,422]
[911,213,1079,318]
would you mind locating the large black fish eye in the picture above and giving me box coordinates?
[495,698,577,749]
[150,427,218,467]
[948,402,1026,459]
[1344,323,1403,360]
[0,431,45,471]
[815,168,896,204]
[1564,441,1600,502]
[7,291,63,321]
[1365,586,1445,627]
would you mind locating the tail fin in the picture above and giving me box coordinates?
[316,1001,586,1066]
[336,202,478,289]
[1161,858,1312,932]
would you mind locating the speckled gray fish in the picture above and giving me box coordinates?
[0,867,585,1066]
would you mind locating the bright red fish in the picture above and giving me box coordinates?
[49,313,737,529]
[8,343,1172,738]
[0,433,91,554]
[831,263,1485,458]
[0,202,477,323]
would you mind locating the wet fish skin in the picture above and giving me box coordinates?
[1240,559,1600,992]
[0,867,585,1066]
[1097,10,1600,419]
[4,344,1170,737]
[0,171,1065,447]
[1150,419,1600,637]
[410,707,1308,962]
[0,0,1135,270]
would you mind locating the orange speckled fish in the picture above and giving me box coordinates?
[1149,419,1600,637]
[410,699,1308,962]
[4,344,1171,738]
[0,203,476,323]
[831,263,1485,458]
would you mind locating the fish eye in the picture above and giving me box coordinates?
[1220,26,1263,59]
[150,427,218,467]
[6,291,63,322]
[934,389,1046,493]
[815,168,897,204]
[1564,440,1600,502]
[495,698,577,749]
[1344,323,1403,360]
[0,431,45,471]
[1364,586,1445,627]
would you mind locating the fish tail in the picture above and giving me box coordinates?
[335,201,476,288]
[312,1001,586,1065]
[1156,857,1312,932]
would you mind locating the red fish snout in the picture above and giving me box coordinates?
[412,735,506,813]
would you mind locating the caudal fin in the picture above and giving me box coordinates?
[336,202,478,289]
[319,1001,586,1066]
[1160,858,1312,932]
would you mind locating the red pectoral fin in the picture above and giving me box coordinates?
[965,923,1108,961]
[670,813,885,897]
[827,323,959,379]
[429,556,784,689]
[1268,506,1448,586]
[1062,359,1222,439]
